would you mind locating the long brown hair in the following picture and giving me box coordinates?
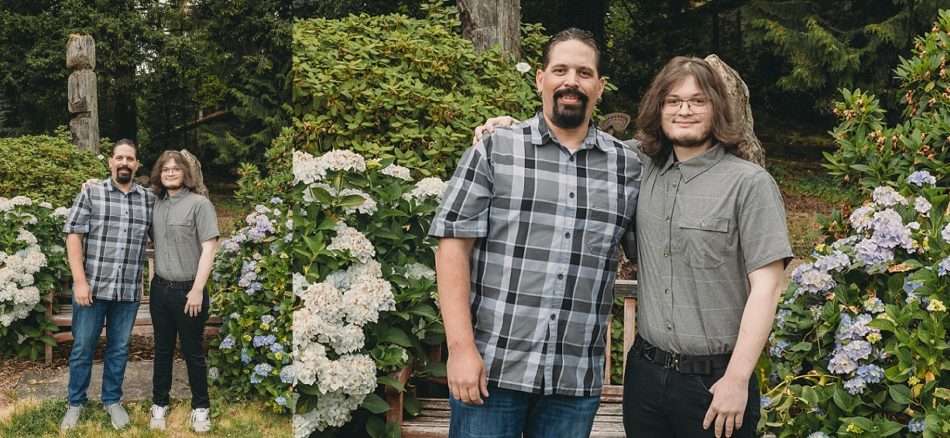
[150,150,196,199]
[635,56,742,164]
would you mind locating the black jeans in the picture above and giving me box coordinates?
[150,276,210,409]
[622,347,760,437]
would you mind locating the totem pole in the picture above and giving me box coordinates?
[67,34,99,152]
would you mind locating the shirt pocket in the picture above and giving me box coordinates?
[677,217,731,269]
[168,218,195,244]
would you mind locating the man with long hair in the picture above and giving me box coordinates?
[62,139,155,431]
[430,28,641,437]
[621,56,791,438]
[146,150,219,433]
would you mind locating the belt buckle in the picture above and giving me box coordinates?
[663,352,680,371]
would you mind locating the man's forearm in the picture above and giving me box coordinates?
[190,240,218,292]
[435,238,477,352]
[65,234,87,284]
[724,260,785,380]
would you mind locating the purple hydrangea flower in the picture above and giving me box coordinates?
[828,351,858,374]
[843,376,867,394]
[872,186,906,207]
[814,251,850,272]
[791,263,836,294]
[253,335,277,348]
[854,239,894,269]
[219,335,235,350]
[939,257,950,277]
[869,209,913,250]
[856,364,884,384]
[907,170,936,187]
[914,197,932,216]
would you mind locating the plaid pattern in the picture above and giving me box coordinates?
[430,114,641,396]
[64,179,155,302]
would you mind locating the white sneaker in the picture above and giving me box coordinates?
[60,404,84,431]
[191,408,211,433]
[149,404,168,430]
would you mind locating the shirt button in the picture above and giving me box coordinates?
[665,216,671,221]
[569,156,575,162]
[550,314,556,320]
[564,232,570,238]
[569,192,575,199]
[664,288,670,294]
[667,323,673,331]
[557,273,564,280]
[663,251,670,257]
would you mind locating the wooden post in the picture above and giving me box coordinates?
[67,34,100,153]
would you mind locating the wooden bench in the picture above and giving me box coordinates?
[45,248,222,364]
[386,279,638,437]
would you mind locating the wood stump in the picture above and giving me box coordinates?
[704,54,766,167]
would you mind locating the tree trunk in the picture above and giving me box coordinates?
[704,54,766,166]
[66,34,99,153]
[457,0,522,59]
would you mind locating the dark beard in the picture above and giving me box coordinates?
[550,89,589,129]
[115,170,133,184]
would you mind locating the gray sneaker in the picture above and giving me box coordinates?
[60,404,84,431]
[149,404,168,430]
[104,403,130,430]
[191,408,211,433]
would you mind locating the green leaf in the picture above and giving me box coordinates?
[932,387,950,400]
[878,419,904,436]
[801,386,819,406]
[361,393,391,414]
[366,414,386,438]
[377,375,406,393]
[888,384,912,404]
[377,326,414,347]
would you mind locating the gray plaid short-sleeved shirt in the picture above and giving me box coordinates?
[64,179,154,302]
[627,143,793,356]
[430,115,641,396]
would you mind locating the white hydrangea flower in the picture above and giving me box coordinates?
[338,188,377,215]
[515,62,532,73]
[403,177,447,203]
[53,207,70,218]
[871,186,906,207]
[405,263,435,281]
[380,164,412,181]
[327,223,376,263]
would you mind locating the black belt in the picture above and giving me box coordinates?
[151,275,195,290]
[632,335,731,375]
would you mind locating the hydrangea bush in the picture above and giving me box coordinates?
[207,198,295,411]
[291,150,445,438]
[0,196,70,359]
[762,173,948,437]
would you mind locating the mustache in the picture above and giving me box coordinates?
[554,88,588,103]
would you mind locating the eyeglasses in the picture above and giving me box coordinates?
[161,167,183,175]
[662,97,709,113]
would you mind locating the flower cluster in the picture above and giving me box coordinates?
[827,313,884,394]
[403,177,448,203]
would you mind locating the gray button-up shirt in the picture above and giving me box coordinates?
[64,179,155,302]
[627,143,792,356]
[153,188,219,282]
[430,115,641,396]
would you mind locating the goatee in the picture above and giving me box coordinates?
[550,88,589,129]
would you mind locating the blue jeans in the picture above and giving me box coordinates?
[449,385,601,438]
[66,298,139,406]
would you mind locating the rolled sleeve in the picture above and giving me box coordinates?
[63,188,91,234]
[738,171,794,273]
[195,197,220,242]
[428,140,494,238]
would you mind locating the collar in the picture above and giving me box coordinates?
[167,187,191,199]
[530,112,611,152]
[659,143,727,183]
[106,178,145,196]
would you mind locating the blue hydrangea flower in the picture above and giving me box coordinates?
[219,335,235,350]
[854,239,894,269]
[814,251,850,272]
[869,209,913,250]
[250,373,263,384]
[843,376,867,394]
[760,396,772,408]
[828,351,857,374]
[872,186,906,207]
[943,224,950,243]
[275,396,287,406]
[791,263,836,294]
[270,343,284,353]
[279,366,296,384]
[914,197,932,216]
[769,340,790,358]
[939,257,950,277]
[907,170,936,187]
[270,197,283,205]
[254,363,273,376]
[908,418,925,433]
[856,364,884,384]
[261,315,275,325]
[241,350,252,364]
[842,340,873,361]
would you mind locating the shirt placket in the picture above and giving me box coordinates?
[662,166,683,334]
[542,147,580,394]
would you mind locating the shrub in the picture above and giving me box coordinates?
[290,150,444,438]
[823,11,950,193]
[0,131,107,206]
[292,3,540,180]
[0,197,69,359]
[764,12,950,437]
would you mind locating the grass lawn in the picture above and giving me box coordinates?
[0,391,290,438]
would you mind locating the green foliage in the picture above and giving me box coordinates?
[292,4,540,179]
[744,0,950,115]
[0,198,68,360]
[825,10,950,193]
[0,131,107,206]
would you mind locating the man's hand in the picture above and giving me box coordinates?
[184,290,203,317]
[82,178,101,191]
[472,116,520,144]
[73,280,93,306]
[447,343,490,405]
[702,373,750,438]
